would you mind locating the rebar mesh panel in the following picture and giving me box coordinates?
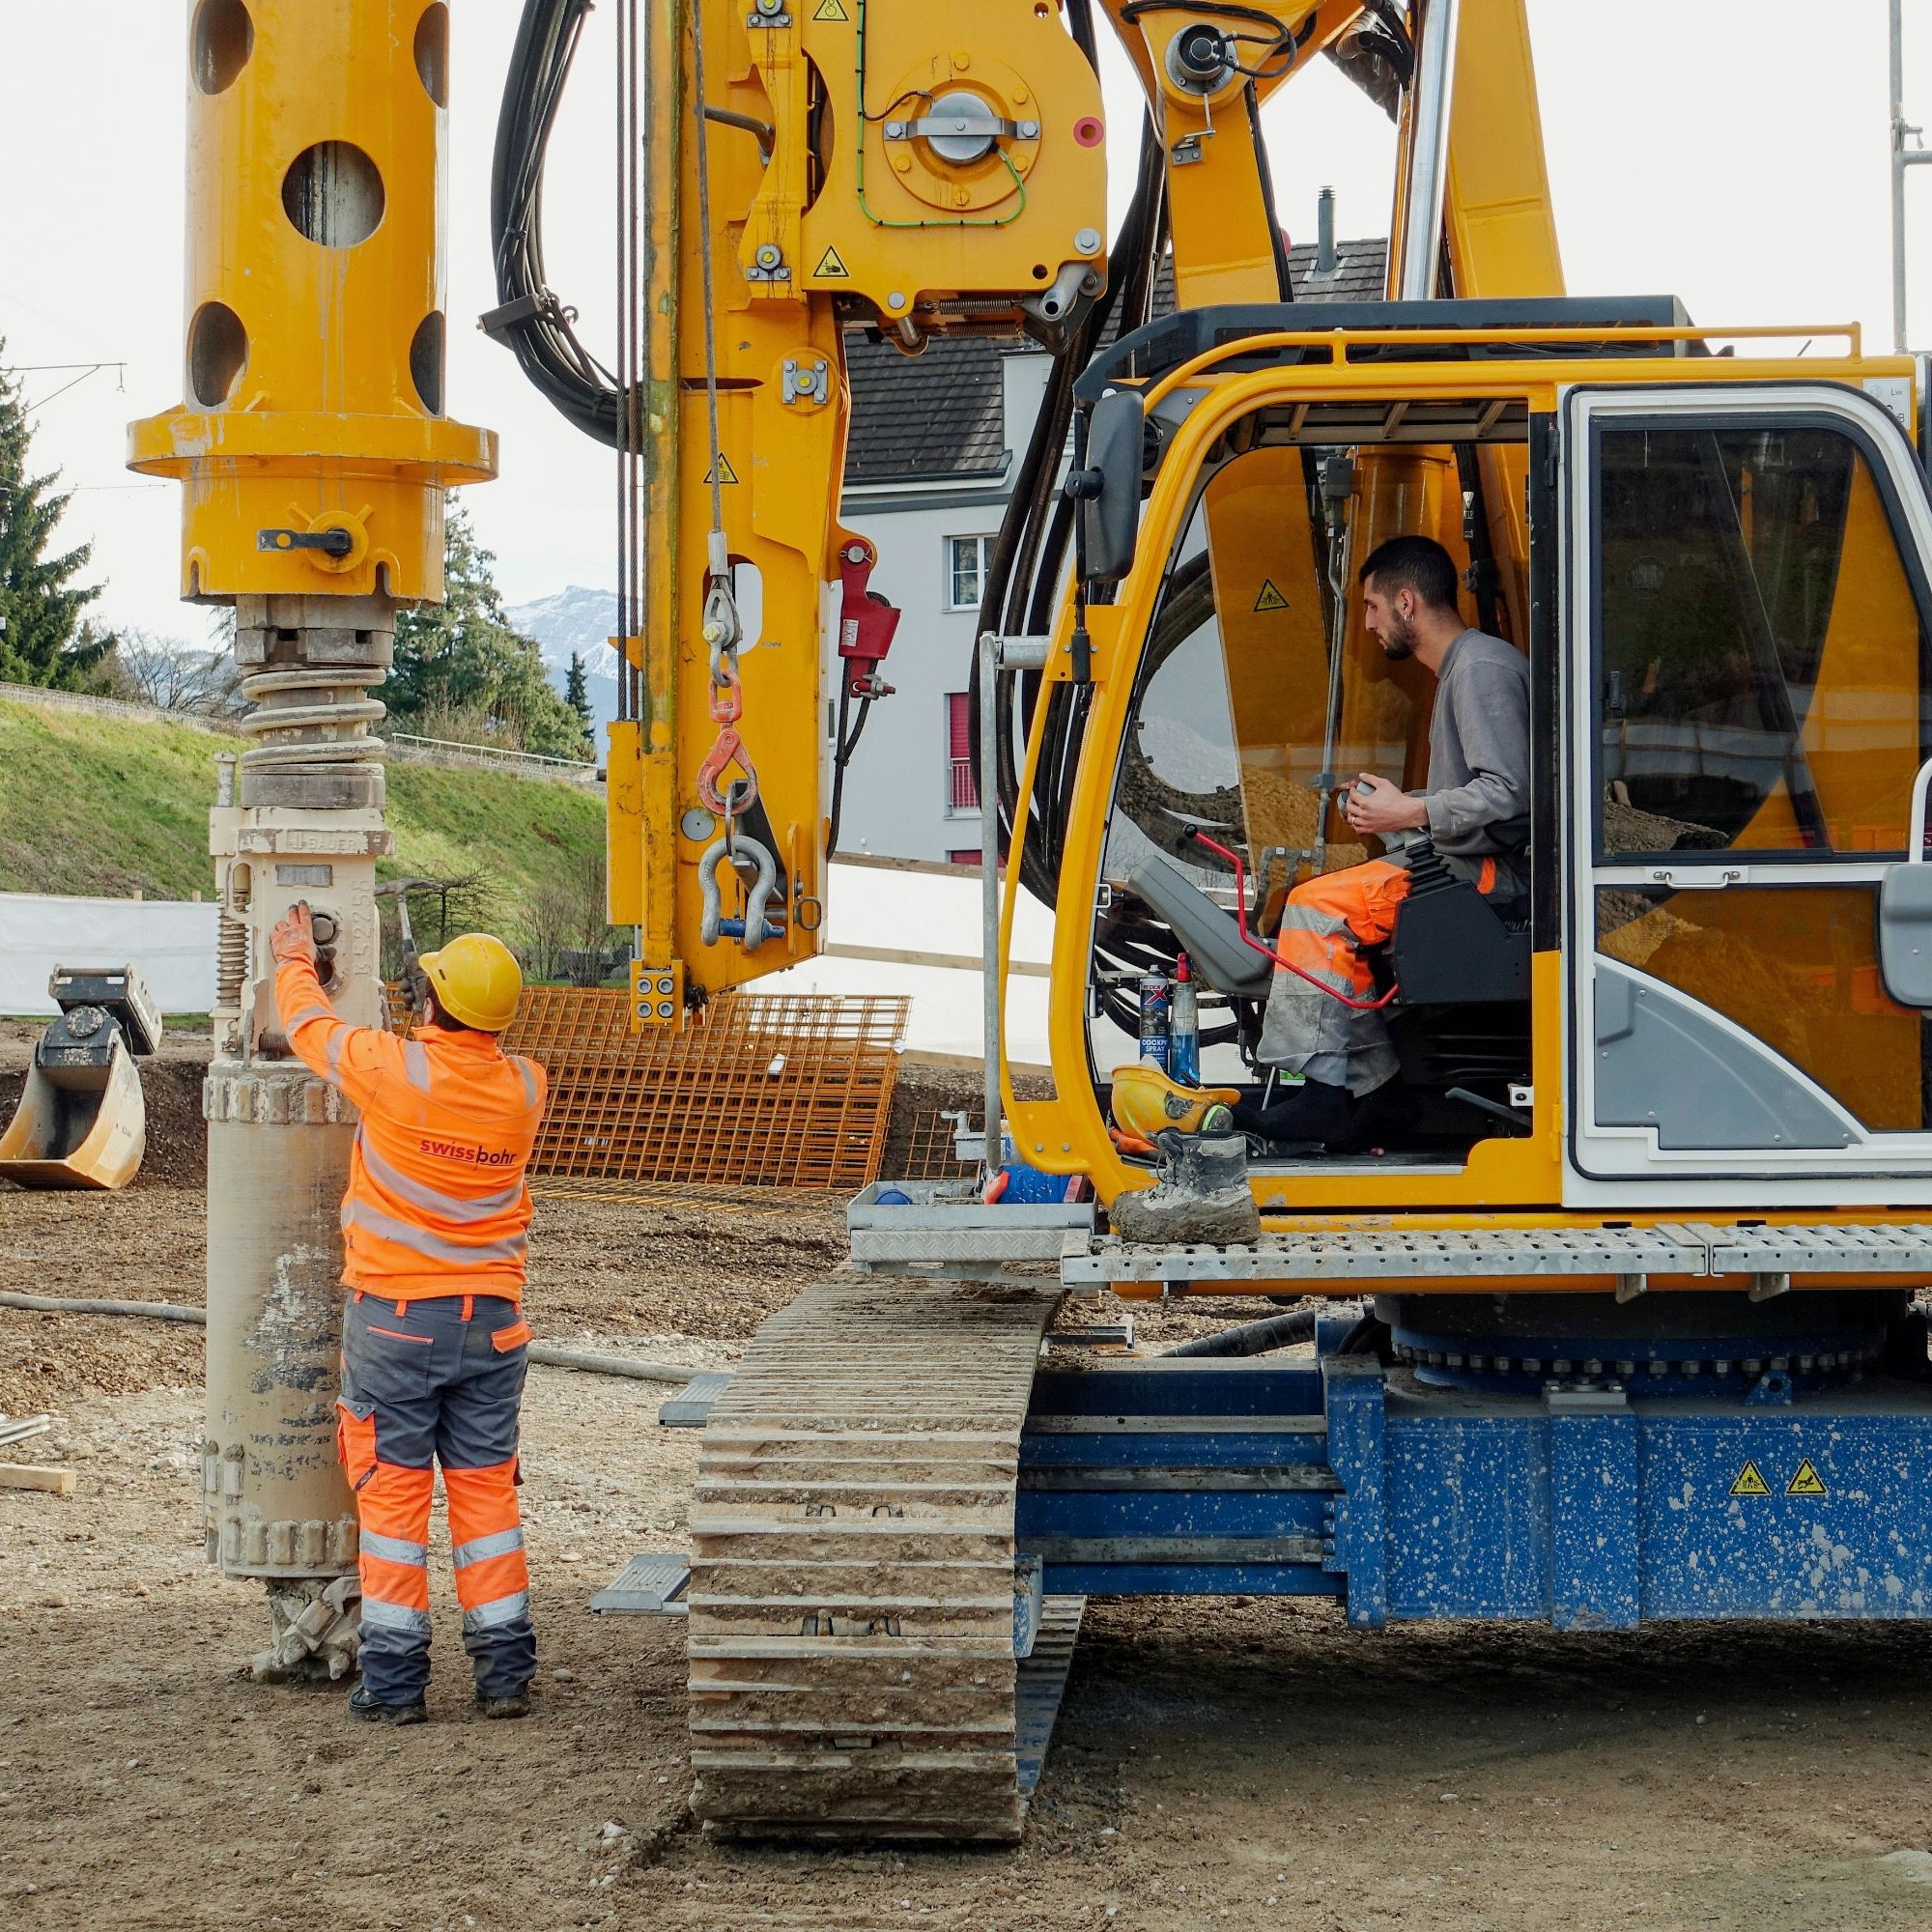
[898,1107,977,1180]
[503,989,907,1190]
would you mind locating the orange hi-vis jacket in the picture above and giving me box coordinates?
[275,957,548,1302]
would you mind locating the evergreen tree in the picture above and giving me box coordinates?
[565,649,594,748]
[387,504,589,761]
[0,347,109,690]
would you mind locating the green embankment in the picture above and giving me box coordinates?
[0,699,604,932]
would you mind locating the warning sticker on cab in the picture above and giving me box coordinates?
[1253,580,1289,613]
[1785,1459,1829,1497]
[813,244,851,279]
[812,0,849,17]
[1729,1461,1771,1497]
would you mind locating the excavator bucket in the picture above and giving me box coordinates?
[0,967,160,1192]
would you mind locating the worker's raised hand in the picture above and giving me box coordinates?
[270,901,318,966]
[1344,773,1429,837]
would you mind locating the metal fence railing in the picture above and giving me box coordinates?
[948,754,979,812]
[386,732,601,784]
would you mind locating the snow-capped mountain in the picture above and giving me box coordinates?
[506,585,621,740]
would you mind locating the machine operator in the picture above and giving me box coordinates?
[270,903,548,1725]
[1236,534,1531,1150]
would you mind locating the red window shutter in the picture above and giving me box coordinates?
[946,693,971,758]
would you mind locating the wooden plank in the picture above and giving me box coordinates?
[0,1463,75,1494]
[822,943,1051,980]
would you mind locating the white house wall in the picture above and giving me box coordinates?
[830,490,1013,863]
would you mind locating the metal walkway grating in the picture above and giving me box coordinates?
[503,988,908,1191]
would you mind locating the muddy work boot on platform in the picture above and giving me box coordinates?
[348,1683,427,1726]
[1108,1128,1262,1246]
[477,1688,530,1719]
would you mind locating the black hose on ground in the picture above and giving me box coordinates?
[0,1293,705,1385]
[0,1291,204,1324]
[1160,1307,1319,1358]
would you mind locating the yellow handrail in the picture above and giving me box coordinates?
[1135,320,1867,412]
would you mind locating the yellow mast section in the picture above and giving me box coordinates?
[611,0,1106,1024]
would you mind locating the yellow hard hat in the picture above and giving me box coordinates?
[419,934,524,1033]
[1110,1063,1241,1139]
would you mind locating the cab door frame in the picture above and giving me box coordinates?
[1560,378,1932,1207]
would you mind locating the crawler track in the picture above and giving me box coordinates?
[687,1278,1061,1840]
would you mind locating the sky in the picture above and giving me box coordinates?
[2,1,1927,651]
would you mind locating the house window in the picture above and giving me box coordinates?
[946,534,996,612]
[946,692,979,813]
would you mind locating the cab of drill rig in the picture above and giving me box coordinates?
[1002,300,1932,1219]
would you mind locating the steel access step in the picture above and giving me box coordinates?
[1062,1222,1932,1291]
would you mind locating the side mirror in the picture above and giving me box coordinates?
[1068,388,1145,586]
[1878,758,1932,1007]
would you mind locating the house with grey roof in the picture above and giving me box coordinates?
[831,234,1390,864]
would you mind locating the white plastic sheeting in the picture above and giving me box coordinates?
[0,867,1057,1053]
[0,894,218,1016]
[769,862,1055,1066]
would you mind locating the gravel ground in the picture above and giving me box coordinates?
[9,1185,1932,1928]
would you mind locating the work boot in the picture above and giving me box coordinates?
[477,1688,530,1719]
[348,1683,426,1726]
[1109,1129,1261,1246]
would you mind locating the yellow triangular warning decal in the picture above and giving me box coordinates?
[1253,580,1289,613]
[703,452,739,486]
[1786,1459,1829,1497]
[1729,1461,1771,1498]
[811,0,849,17]
[813,244,851,279]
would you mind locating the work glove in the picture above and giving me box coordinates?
[270,901,318,966]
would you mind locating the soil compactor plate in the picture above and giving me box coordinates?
[689,1277,1063,1841]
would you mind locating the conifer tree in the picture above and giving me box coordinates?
[387,503,588,760]
[565,650,594,748]
[0,347,109,690]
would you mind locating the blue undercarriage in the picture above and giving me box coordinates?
[1016,1319,1932,1629]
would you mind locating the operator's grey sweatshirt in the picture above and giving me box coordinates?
[1257,628,1530,1097]
[1422,628,1532,897]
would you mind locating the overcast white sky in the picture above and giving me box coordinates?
[3,1,1927,649]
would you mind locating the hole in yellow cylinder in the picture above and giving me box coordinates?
[190,0,253,94]
[409,311,445,415]
[282,142,385,248]
[414,3,449,108]
[187,300,248,407]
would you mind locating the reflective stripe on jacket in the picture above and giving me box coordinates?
[275,958,547,1300]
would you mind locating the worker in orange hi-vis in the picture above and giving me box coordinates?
[270,902,548,1726]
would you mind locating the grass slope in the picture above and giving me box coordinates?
[0,699,605,932]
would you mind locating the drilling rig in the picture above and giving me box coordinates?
[134,0,1932,1841]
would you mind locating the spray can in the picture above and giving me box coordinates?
[1138,970,1172,1073]
[1171,952,1200,1086]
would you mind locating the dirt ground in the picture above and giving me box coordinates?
[11,1176,1932,1926]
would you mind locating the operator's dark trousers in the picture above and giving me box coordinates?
[336,1291,536,1705]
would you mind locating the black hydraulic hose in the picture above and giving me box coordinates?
[490,0,621,446]
[1161,1307,1319,1358]
[970,109,1168,908]
[0,1292,704,1384]
[0,1291,203,1325]
[825,683,873,855]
